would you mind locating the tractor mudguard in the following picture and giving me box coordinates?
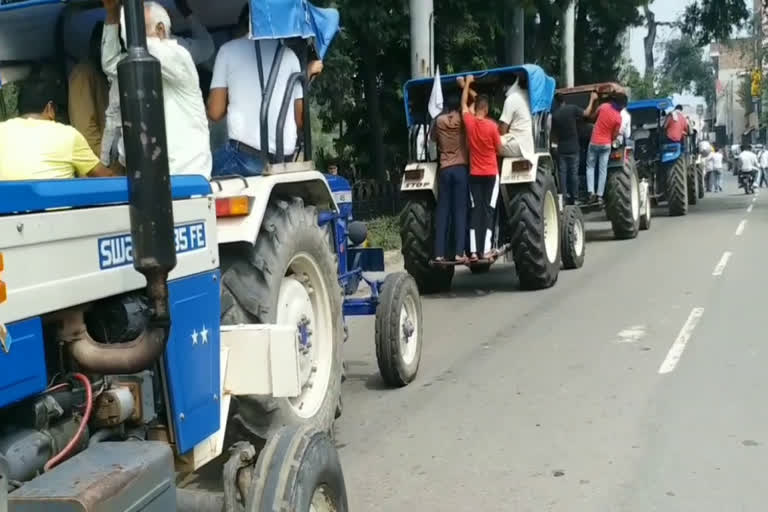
[213,169,337,246]
[401,162,438,199]
[500,152,551,185]
[661,142,682,164]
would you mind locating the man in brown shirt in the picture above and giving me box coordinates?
[431,94,469,262]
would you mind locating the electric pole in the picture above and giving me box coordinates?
[409,0,434,78]
[561,0,576,87]
[504,1,525,65]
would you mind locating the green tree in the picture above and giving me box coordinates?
[683,0,750,47]
[658,37,715,106]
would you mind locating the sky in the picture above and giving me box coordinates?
[629,0,692,75]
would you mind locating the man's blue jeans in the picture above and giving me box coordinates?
[212,142,266,177]
[585,143,611,197]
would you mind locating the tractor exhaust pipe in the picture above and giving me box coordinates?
[65,0,176,374]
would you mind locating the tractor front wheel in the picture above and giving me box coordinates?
[604,157,640,239]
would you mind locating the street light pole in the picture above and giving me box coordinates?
[409,0,434,78]
[561,0,576,87]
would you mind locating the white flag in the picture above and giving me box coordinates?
[427,66,443,119]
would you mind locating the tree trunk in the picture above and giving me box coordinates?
[362,44,386,181]
[643,4,656,81]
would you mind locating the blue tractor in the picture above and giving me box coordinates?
[628,98,700,217]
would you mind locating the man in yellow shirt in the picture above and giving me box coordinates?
[0,83,113,180]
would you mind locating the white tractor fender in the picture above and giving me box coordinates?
[212,170,337,246]
[500,152,552,185]
[401,162,438,199]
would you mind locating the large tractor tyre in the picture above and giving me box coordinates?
[506,168,561,290]
[687,164,699,206]
[667,159,689,216]
[375,272,423,387]
[604,158,640,240]
[248,424,348,512]
[697,166,705,199]
[399,199,454,294]
[561,205,585,270]
[220,197,344,440]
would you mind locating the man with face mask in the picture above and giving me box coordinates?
[101,0,212,177]
[0,82,114,180]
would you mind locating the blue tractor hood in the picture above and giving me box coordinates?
[627,97,674,113]
[249,0,340,59]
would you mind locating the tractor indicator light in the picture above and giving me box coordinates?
[216,196,251,217]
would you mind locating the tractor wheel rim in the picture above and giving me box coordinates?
[399,293,419,365]
[277,252,334,419]
[573,217,585,257]
[543,190,559,264]
[310,485,338,512]
[631,171,640,221]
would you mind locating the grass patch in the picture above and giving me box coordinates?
[365,215,401,251]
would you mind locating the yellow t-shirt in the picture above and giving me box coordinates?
[0,118,100,181]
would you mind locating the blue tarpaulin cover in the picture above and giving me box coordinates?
[403,64,556,126]
[249,0,340,59]
[627,98,674,112]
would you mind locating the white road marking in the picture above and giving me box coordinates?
[658,308,705,374]
[747,204,754,213]
[735,220,747,236]
[753,197,758,203]
[616,325,647,343]
[712,251,732,277]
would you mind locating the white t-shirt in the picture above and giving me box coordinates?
[709,151,723,171]
[738,150,759,172]
[619,109,631,141]
[759,150,768,168]
[211,38,304,155]
[499,83,534,162]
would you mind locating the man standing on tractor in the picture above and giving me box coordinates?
[663,105,689,144]
[102,0,212,177]
[498,73,534,164]
[551,92,584,205]
[432,93,469,263]
[584,91,621,205]
[459,75,501,262]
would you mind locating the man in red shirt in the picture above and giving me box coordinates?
[460,75,501,261]
[664,105,689,143]
[585,92,623,204]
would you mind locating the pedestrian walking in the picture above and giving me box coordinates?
[759,146,768,188]
[710,146,724,193]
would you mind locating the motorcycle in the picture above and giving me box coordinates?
[739,170,757,195]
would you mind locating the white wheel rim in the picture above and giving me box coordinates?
[399,293,419,366]
[310,485,337,512]
[543,190,559,264]
[573,216,584,257]
[631,171,640,221]
[276,252,334,419]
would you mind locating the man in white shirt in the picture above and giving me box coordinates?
[100,0,214,173]
[498,74,534,163]
[708,146,724,193]
[738,144,759,192]
[758,146,768,188]
[206,6,305,177]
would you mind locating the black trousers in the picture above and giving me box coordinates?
[558,152,580,204]
[434,165,469,258]
[469,174,498,256]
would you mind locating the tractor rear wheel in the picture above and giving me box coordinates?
[400,199,454,294]
[667,159,688,216]
[220,197,344,440]
[506,167,560,290]
[604,157,640,240]
[687,162,699,205]
[561,205,585,270]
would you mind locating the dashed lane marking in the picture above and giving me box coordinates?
[735,220,747,236]
[659,308,705,375]
[712,251,732,277]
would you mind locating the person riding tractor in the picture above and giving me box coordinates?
[556,83,646,239]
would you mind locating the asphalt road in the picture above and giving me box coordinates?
[337,174,766,512]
